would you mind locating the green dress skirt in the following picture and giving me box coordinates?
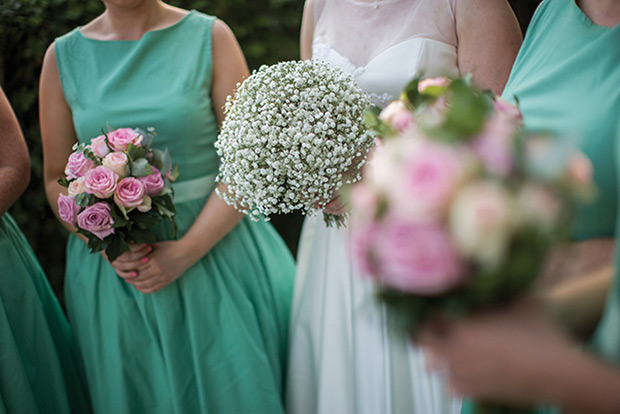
[0,213,90,413]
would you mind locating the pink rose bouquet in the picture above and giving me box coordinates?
[57,127,178,262]
[352,76,593,330]
[352,77,594,413]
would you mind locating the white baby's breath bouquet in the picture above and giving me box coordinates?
[215,60,374,227]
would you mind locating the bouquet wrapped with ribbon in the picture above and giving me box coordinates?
[57,127,177,262]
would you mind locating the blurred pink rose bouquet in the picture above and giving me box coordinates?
[58,127,178,262]
[351,76,594,332]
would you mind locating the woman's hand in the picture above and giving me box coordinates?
[123,240,196,294]
[322,193,350,215]
[418,298,576,404]
[106,243,152,279]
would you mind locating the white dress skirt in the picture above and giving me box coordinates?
[287,0,463,413]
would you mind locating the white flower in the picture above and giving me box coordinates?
[215,60,374,220]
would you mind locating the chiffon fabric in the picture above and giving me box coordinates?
[0,213,90,413]
[54,11,295,413]
[287,1,461,413]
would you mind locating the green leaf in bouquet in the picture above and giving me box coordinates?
[110,205,130,228]
[58,176,70,187]
[130,158,153,177]
[363,107,394,138]
[151,149,165,171]
[129,210,162,230]
[82,146,102,165]
[402,78,423,107]
[435,78,490,142]
[153,194,176,218]
[75,229,106,254]
[105,232,130,263]
[169,163,179,182]
[127,143,148,161]
[135,127,155,148]
[72,142,87,152]
[161,149,173,178]
[126,227,158,244]
[75,192,96,208]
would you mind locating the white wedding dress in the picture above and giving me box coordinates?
[287,1,462,413]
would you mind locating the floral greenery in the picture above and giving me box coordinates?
[0,0,304,298]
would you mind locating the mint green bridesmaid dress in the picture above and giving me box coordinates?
[462,0,620,412]
[0,213,90,413]
[54,11,295,413]
[591,124,620,367]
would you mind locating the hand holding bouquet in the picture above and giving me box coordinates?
[352,76,592,323]
[57,127,178,262]
[350,76,593,412]
[215,60,374,227]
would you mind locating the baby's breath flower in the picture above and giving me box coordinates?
[215,60,374,222]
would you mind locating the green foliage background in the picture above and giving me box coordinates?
[0,0,537,300]
[0,0,305,299]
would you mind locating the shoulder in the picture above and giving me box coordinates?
[211,18,238,47]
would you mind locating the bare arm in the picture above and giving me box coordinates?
[300,0,315,61]
[39,43,80,231]
[455,0,522,94]
[0,86,30,215]
[542,265,613,339]
[420,297,620,413]
[126,19,250,293]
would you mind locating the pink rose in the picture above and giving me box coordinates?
[67,177,85,197]
[417,77,450,94]
[57,194,80,226]
[350,183,379,221]
[114,177,146,209]
[566,152,593,191]
[102,151,129,178]
[471,115,518,177]
[374,215,465,294]
[89,135,110,158]
[83,166,118,199]
[516,183,562,231]
[379,100,415,133]
[386,138,472,219]
[139,166,165,196]
[106,128,143,152]
[493,97,523,123]
[350,222,378,276]
[64,151,94,179]
[77,202,115,240]
[450,181,515,268]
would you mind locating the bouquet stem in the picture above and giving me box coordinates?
[322,212,348,228]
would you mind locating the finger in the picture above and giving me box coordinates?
[112,245,153,264]
[116,270,138,280]
[137,283,164,295]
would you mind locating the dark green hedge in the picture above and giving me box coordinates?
[0,0,537,299]
[0,0,304,298]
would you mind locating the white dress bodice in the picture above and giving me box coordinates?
[287,1,462,413]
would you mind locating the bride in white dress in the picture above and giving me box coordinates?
[286,0,522,413]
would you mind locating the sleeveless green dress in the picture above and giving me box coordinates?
[591,124,620,365]
[54,11,295,413]
[0,213,90,413]
[462,0,620,412]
